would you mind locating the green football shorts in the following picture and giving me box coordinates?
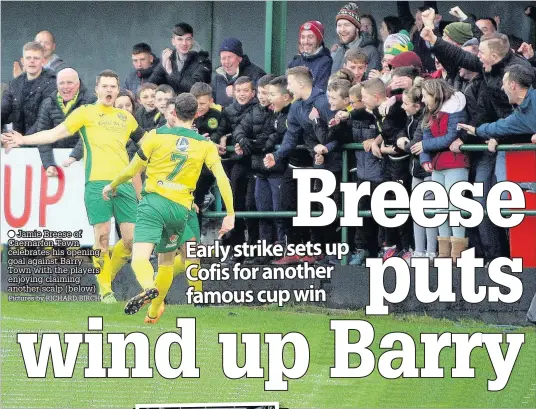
[134,193,200,253]
[84,181,137,225]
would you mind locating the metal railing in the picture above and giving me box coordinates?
[205,143,536,265]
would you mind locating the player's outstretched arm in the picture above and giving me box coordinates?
[209,159,235,236]
[2,124,71,149]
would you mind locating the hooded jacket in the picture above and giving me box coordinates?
[212,55,266,107]
[35,81,96,169]
[148,44,211,94]
[124,54,161,96]
[274,87,333,168]
[1,68,57,135]
[421,91,469,170]
[331,33,382,73]
[288,46,333,90]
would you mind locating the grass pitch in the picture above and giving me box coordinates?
[1,295,535,409]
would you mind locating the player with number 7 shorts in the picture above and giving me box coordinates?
[102,93,235,324]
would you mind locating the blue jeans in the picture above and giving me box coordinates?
[496,150,536,194]
[412,176,438,254]
[432,168,469,238]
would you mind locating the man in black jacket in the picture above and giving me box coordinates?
[1,42,56,136]
[148,23,211,95]
[35,68,95,177]
[212,38,266,107]
[124,43,160,96]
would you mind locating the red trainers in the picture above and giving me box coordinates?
[272,255,301,265]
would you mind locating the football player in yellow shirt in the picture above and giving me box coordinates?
[2,70,146,304]
[102,93,235,323]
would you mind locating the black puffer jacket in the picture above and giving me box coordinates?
[214,99,256,160]
[251,105,289,176]
[148,50,211,94]
[124,54,160,96]
[233,103,273,163]
[432,38,532,122]
[35,82,96,169]
[212,55,266,107]
[1,69,57,135]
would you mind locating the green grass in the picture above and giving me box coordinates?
[1,296,535,409]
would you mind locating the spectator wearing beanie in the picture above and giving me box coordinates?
[383,30,414,63]
[148,23,212,95]
[288,20,332,90]
[212,38,266,107]
[389,50,424,72]
[331,2,382,73]
[443,22,473,46]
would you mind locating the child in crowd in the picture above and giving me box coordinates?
[361,78,412,261]
[247,76,292,264]
[410,79,469,261]
[328,68,355,86]
[309,79,351,250]
[214,76,257,261]
[191,82,222,139]
[154,84,175,127]
[319,83,383,266]
[232,74,276,260]
[190,82,222,231]
[397,79,438,260]
[135,83,160,131]
[348,83,384,265]
[343,48,368,84]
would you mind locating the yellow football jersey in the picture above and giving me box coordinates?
[139,126,221,208]
[63,103,144,182]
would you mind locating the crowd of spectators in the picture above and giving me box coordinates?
[2,2,536,267]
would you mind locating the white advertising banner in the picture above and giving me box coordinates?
[1,148,115,246]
